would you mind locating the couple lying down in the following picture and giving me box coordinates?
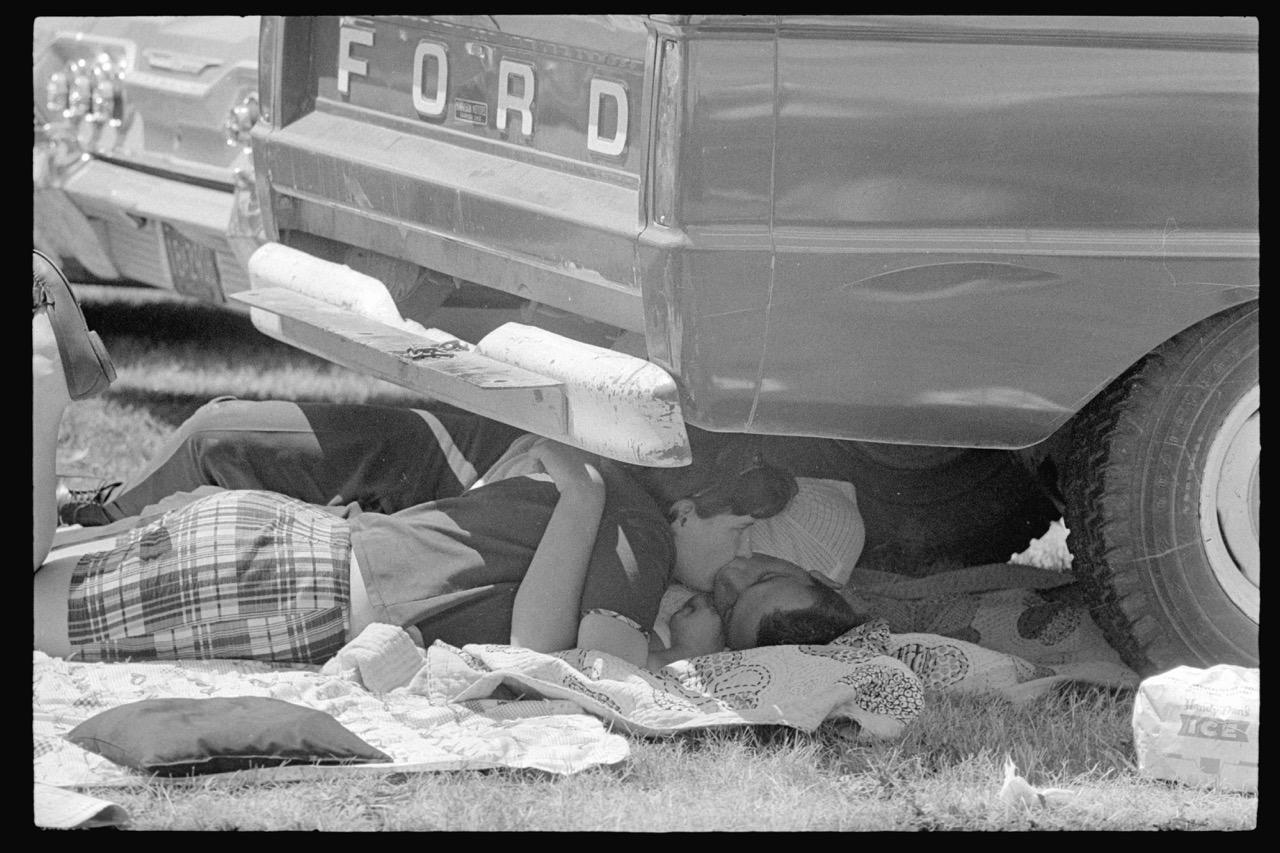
[33,250,862,671]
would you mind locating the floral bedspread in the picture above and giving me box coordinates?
[33,621,922,789]
[845,564,1140,702]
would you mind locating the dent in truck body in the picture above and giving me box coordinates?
[686,249,1257,446]
[253,15,1257,449]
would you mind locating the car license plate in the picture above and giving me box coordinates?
[161,224,224,302]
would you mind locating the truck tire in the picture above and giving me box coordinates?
[1062,302,1259,676]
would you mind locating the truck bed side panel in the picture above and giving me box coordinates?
[672,18,1257,445]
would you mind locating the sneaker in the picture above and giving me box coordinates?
[56,481,122,527]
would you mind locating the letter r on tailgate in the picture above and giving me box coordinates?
[497,59,535,135]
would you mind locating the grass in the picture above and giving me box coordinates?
[76,691,1258,831]
[45,284,1258,831]
[54,286,429,488]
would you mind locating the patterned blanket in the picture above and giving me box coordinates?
[34,598,1137,790]
[844,563,1140,701]
[35,650,626,786]
[33,621,920,789]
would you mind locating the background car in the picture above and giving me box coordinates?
[33,16,263,305]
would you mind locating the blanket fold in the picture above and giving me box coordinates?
[33,783,129,829]
[409,633,923,738]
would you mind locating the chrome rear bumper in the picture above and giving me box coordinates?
[33,151,257,299]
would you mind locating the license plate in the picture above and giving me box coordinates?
[161,224,224,302]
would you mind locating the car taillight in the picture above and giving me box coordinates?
[88,53,124,125]
[43,51,125,127]
[65,58,93,119]
[45,72,69,115]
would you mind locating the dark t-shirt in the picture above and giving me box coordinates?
[348,461,674,647]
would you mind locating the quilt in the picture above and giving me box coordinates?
[34,604,1138,793]
[33,621,920,789]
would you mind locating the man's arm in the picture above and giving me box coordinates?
[509,442,606,655]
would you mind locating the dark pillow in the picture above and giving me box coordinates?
[66,696,390,776]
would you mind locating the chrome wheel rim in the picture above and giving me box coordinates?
[1199,385,1259,621]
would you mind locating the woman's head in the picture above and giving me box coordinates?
[664,450,798,591]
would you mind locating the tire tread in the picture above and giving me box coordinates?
[1063,303,1257,674]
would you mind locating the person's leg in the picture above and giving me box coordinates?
[98,397,349,519]
[33,309,70,570]
[102,400,526,520]
[300,403,526,513]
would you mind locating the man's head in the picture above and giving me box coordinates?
[711,554,862,650]
[666,455,797,591]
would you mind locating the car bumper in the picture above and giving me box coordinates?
[231,242,690,467]
[33,151,259,302]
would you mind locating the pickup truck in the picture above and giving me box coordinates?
[241,15,1257,676]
